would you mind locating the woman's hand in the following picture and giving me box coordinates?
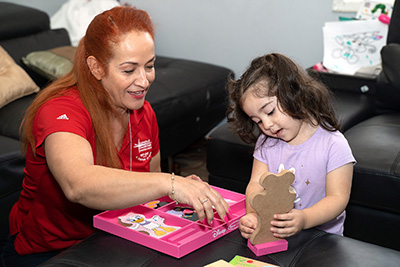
[185,174,202,181]
[270,209,305,239]
[239,213,258,239]
[170,175,230,225]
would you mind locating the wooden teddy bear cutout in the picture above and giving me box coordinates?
[248,170,296,251]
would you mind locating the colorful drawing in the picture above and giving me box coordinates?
[118,212,180,238]
[332,31,383,64]
[323,19,388,75]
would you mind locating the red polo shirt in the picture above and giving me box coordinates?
[9,87,160,255]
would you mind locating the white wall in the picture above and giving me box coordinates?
[4,0,354,76]
[2,0,65,17]
[130,0,353,76]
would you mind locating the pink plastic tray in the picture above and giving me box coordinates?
[93,186,246,258]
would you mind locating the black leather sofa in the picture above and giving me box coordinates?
[39,228,400,267]
[208,0,400,254]
[0,2,230,238]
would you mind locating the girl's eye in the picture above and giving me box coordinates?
[124,69,134,74]
[267,109,275,116]
[146,65,155,70]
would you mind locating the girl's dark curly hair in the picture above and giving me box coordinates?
[226,53,340,145]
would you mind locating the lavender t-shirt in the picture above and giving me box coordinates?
[253,126,355,235]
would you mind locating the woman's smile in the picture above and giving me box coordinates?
[128,89,146,99]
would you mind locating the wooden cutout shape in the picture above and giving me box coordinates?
[249,170,296,245]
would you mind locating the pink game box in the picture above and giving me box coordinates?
[93,186,246,258]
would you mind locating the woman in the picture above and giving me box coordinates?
[3,6,229,266]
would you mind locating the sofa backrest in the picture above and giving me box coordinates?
[0,2,71,88]
[376,0,400,113]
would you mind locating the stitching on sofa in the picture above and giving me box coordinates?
[0,188,21,199]
[140,253,161,267]
[391,150,400,174]
[43,259,93,267]
[354,167,400,179]
[348,200,400,215]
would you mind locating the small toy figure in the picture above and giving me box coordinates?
[118,212,180,237]
[166,206,199,221]
[249,170,296,245]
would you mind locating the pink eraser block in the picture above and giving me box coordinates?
[247,239,288,256]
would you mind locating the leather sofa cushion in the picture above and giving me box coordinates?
[344,113,400,214]
[0,2,49,41]
[0,150,25,227]
[376,43,400,113]
[333,90,374,132]
[40,228,400,267]
[0,94,36,140]
[147,56,230,129]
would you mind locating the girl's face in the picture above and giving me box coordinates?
[99,31,155,114]
[241,89,307,146]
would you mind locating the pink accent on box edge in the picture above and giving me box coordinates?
[247,239,288,256]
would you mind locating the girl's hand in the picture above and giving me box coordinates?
[270,209,305,238]
[239,213,258,239]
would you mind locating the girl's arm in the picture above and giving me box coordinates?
[271,163,353,238]
[245,158,270,213]
[239,158,269,238]
[44,131,228,223]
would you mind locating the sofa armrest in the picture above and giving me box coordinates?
[0,2,49,41]
[376,43,400,113]
[380,43,400,92]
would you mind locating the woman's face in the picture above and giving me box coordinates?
[100,31,155,114]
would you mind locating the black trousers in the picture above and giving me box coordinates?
[0,221,59,267]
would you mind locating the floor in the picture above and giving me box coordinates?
[169,138,209,182]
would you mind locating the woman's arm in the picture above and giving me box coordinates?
[45,132,228,223]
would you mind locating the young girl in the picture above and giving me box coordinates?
[227,53,355,240]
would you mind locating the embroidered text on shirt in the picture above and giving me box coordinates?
[134,139,152,161]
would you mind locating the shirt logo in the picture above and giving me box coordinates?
[134,139,152,161]
[56,114,69,120]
